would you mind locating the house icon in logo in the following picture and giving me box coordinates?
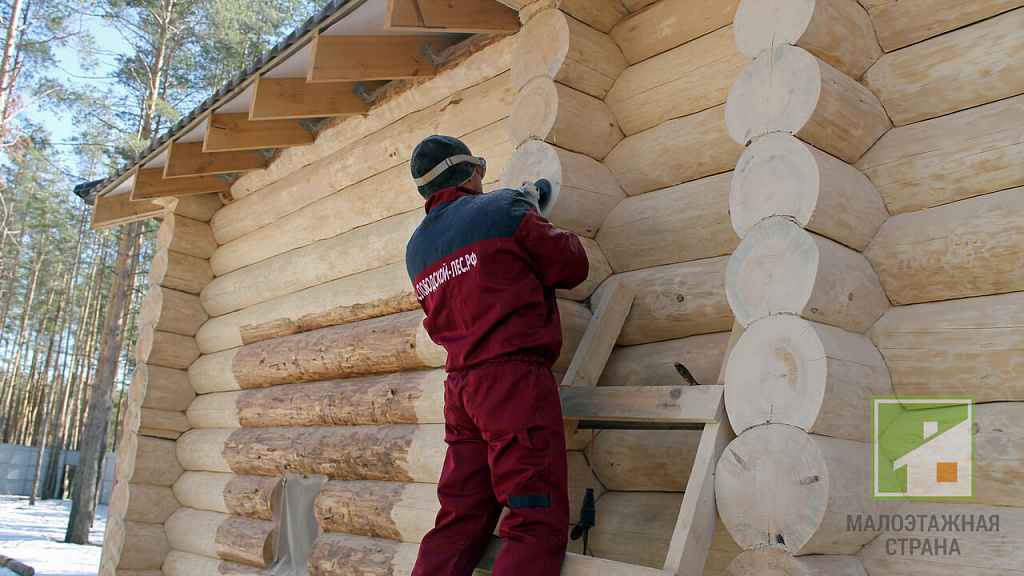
[873,397,974,500]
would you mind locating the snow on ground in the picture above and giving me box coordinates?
[0,495,106,576]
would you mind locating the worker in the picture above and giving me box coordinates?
[406,135,589,576]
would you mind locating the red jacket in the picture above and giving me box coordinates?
[406,186,589,372]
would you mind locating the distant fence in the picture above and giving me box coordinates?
[0,443,116,505]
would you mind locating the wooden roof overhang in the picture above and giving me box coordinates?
[86,0,520,229]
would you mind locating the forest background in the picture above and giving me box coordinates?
[0,0,321,541]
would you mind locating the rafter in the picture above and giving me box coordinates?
[249,77,369,121]
[307,34,459,82]
[131,168,231,201]
[385,0,519,33]
[90,191,164,230]
[203,113,314,153]
[164,141,268,178]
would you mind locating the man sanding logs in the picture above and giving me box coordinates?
[406,134,590,576]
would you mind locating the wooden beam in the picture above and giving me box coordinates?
[562,279,635,388]
[560,385,724,424]
[130,168,230,201]
[385,0,520,33]
[164,141,267,178]
[249,77,369,121]
[203,113,314,153]
[90,191,164,230]
[307,34,458,82]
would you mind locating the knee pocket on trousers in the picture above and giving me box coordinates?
[492,426,553,508]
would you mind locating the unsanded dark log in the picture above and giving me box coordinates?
[215,515,277,568]
[315,480,439,543]
[308,532,417,576]
[224,475,282,521]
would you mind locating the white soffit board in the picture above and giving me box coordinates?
[109,174,135,196]
[263,43,314,79]
[216,85,255,114]
[177,118,208,143]
[142,150,169,169]
[323,0,397,35]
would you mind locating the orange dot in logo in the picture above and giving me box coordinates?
[936,461,957,483]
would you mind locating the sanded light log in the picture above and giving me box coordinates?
[188,348,239,394]
[560,236,612,302]
[716,321,745,386]
[598,331,730,387]
[556,0,629,33]
[177,428,234,473]
[141,365,195,412]
[213,73,515,245]
[511,9,627,99]
[173,471,233,515]
[122,484,179,524]
[863,8,1024,126]
[865,187,1024,306]
[201,210,420,316]
[140,286,207,337]
[308,532,418,576]
[216,514,277,568]
[173,193,222,222]
[603,105,743,195]
[596,172,737,272]
[197,263,412,353]
[139,408,189,437]
[555,298,593,374]
[165,507,226,559]
[162,551,219,576]
[499,140,626,238]
[234,370,445,428]
[731,133,888,251]
[567,450,607,525]
[315,480,439,542]
[862,0,1023,51]
[590,430,700,491]
[715,425,894,554]
[132,436,184,486]
[605,26,749,136]
[592,256,733,346]
[186,390,243,429]
[231,311,446,389]
[223,425,445,483]
[150,249,213,295]
[609,0,740,64]
[589,491,682,568]
[858,502,1024,574]
[973,402,1024,507]
[725,548,868,576]
[116,521,170,570]
[726,45,890,163]
[869,291,1024,402]
[725,316,893,442]
[856,94,1024,215]
[142,328,200,370]
[734,0,880,78]
[163,213,216,260]
[726,216,889,333]
[509,77,623,160]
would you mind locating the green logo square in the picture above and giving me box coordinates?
[872,396,974,500]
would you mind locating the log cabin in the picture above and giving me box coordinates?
[84,0,1024,574]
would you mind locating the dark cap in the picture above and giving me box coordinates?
[410,135,479,199]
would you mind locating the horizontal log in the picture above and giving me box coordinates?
[122,484,179,525]
[868,291,1024,402]
[151,249,213,295]
[216,514,277,568]
[223,425,445,483]
[557,0,629,33]
[559,236,613,302]
[172,193,222,222]
[855,94,1024,215]
[141,286,207,337]
[201,210,420,317]
[605,25,749,135]
[861,0,1023,51]
[726,45,891,163]
[143,328,200,370]
[231,310,446,389]
[734,0,880,78]
[561,385,723,424]
[209,120,512,277]
[972,403,1024,507]
[511,9,627,99]
[212,71,516,245]
[863,8,1024,126]
[177,428,234,473]
[556,298,593,373]
[609,0,740,64]
[132,436,184,486]
[596,172,738,272]
[173,471,232,515]
[857,502,1024,575]
[591,256,733,346]
[589,491,682,569]
[716,425,894,554]
[117,521,170,571]
[726,216,889,333]
[315,480,439,542]
[731,132,888,251]
[598,331,730,387]
[499,140,626,238]
[568,450,607,525]
[224,474,282,522]
[140,364,195,412]
[139,408,189,436]
[166,214,217,260]
[603,105,743,195]
[186,390,242,429]
[188,348,238,394]
[509,77,623,160]
[725,316,893,442]
[161,551,219,576]
[590,430,700,491]
[725,548,868,576]
[864,187,1024,305]
[308,532,418,576]
[165,507,225,559]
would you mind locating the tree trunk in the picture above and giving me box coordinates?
[66,220,141,544]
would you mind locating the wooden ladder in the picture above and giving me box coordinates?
[477,280,732,576]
